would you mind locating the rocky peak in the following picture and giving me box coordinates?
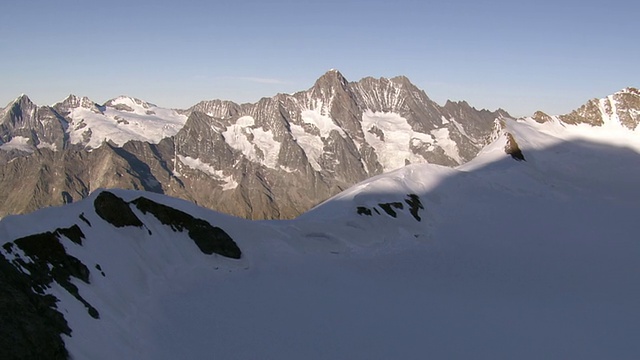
[3,94,36,117]
[13,94,35,107]
[314,69,349,89]
[55,95,97,110]
[618,87,640,96]
[186,99,242,119]
[2,94,37,125]
[557,87,640,129]
[610,87,640,129]
[307,69,352,109]
[531,111,552,123]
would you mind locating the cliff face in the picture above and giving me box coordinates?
[0,71,520,219]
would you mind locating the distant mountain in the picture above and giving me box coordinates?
[0,70,513,219]
[2,114,640,358]
[0,71,638,220]
[531,87,640,128]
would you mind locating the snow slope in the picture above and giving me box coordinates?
[1,118,640,359]
[65,96,187,148]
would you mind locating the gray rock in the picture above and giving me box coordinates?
[12,71,618,220]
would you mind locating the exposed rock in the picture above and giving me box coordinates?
[356,194,424,222]
[94,191,143,228]
[0,254,70,360]
[13,71,623,221]
[531,111,553,124]
[505,133,526,161]
[8,226,99,319]
[132,196,241,259]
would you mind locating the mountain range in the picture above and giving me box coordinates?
[1,70,520,219]
[3,71,638,222]
[1,110,639,358]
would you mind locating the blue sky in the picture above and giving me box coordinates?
[1,0,638,117]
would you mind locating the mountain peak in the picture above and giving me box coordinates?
[313,69,349,88]
[619,87,640,96]
[12,94,34,107]
[104,96,154,110]
[54,94,97,110]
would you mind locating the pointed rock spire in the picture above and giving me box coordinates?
[312,69,349,90]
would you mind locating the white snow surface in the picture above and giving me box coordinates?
[176,155,238,190]
[2,118,640,359]
[222,116,281,169]
[361,110,434,171]
[300,109,346,138]
[36,142,57,151]
[66,97,187,148]
[290,123,324,171]
[0,136,33,152]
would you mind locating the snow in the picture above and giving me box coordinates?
[290,124,324,171]
[66,99,187,148]
[300,109,346,138]
[2,116,640,359]
[222,116,281,169]
[177,155,238,190]
[361,110,433,171]
[0,136,33,152]
[430,127,461,163]
[36,142,57,151]
[598,95,624,127]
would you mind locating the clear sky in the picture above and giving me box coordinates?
[1,0,638,117]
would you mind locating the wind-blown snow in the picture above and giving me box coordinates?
[361,110,433,171]
[222,116,281,169]
[66,97,187,148]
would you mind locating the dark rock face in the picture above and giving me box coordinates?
[0,223,105,360]
[94,191,143,228]
[0,95,68,152]
[0,190,244,358]
[0,254,70,360]
[0,71,526,220]
[356,194,424,222]
[132,196,241,259]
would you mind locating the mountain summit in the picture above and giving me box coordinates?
[0,73,638,220]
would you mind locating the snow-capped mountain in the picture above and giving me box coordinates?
[0,71,510,220]
[2,116,639,359]
[1,71,639,221]
[531,87,640,128]
[0,94,187,153]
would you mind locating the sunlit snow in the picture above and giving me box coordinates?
[3,107,640,359]
[300,109,346,138]
[430,127,461,163]
[361,110,433,171]
[177,155,238,190]
[66,98,187,148]
[290,123,324,171]
[222,116,281,169]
